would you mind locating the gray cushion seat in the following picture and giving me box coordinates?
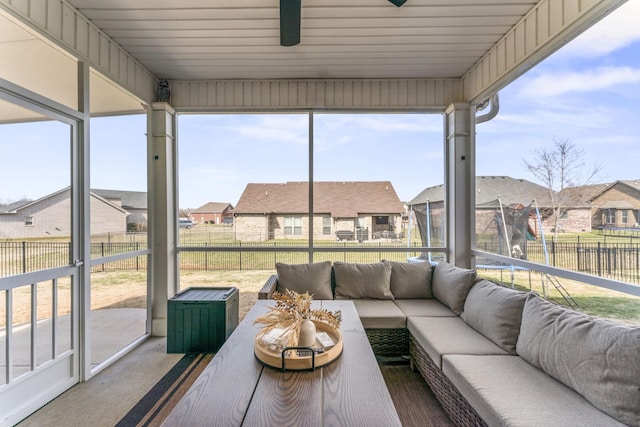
[408,316,508,368]
[393,299,457,317]
[443,354,627,427]
[353,300,406,329]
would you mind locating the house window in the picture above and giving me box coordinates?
[322,217,331,235]
[605,209,615,224]
[356,217,365,228]
[559,211,569,220]
[375,216,389,225]
[284,216,302,236]
[24,216,34,226]
[621,210,628,224]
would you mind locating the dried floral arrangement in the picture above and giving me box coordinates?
[254,289,341,349]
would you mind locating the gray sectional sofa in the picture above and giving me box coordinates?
[258,260,640,427]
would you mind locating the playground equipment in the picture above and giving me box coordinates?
[409,197,578,309]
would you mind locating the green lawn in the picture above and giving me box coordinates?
[479,269,640,326]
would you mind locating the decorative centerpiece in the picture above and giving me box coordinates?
[254,290,343,371]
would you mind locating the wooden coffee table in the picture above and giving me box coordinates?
[162,300,402,426]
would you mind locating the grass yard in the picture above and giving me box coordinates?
[3,268,639,330]
[1,270,275,328]
[479,269,640,326]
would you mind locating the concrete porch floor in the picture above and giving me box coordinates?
[17,336,180,427]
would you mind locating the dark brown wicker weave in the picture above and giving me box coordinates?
[410,335,487,427]
[258,274,278,299]
[366,328,409,357]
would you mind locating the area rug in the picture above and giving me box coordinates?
[116,352,213,427]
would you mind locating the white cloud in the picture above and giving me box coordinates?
[561,1,640,58]
[518,66,640,97]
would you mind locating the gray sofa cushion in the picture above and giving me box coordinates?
[408,316,508,368]
[386,261,433,299]
[393,299,456,318]
[431,261,477,315]
[461,280,527,354]
[443,355,627,427]
[275,261,333,299]
[517,293,640,426]
[334,262,394,300]
[352,300,406,329]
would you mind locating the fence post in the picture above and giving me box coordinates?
[551,241,556,266]
[597,242,602,277]
[22,241,26,273]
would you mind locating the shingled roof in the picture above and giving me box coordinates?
[234,181,403,218]
[408,176,554,207]
[92,189,147,210]
[192,202,233,213]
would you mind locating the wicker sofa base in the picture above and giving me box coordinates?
[365,328,409,357]
[410,335,487,427]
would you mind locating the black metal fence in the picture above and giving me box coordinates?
[0,241,147,276]
[476,241,640,284]
[2,240,640,284]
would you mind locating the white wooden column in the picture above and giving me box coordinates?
[445,103,476,268]
[148,102,178,336]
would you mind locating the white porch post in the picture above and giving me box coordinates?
[445,103,476,268]
[148,102,178,336]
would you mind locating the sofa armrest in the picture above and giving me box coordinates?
[258,275,278,299]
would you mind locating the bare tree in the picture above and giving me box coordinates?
[179,208,193,219]
[524,138,602,242]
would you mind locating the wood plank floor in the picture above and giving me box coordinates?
[380,363,454,427]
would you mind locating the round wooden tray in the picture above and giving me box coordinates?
[255,321,343,371]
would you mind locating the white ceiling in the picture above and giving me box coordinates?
[67,0,538,81]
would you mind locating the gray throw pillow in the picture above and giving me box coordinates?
[333,262,393,300]
[386,261,433,299]
[461,280,527,354]
[275,261,333,299]
[517,293,640,426]
[431,261,477,315]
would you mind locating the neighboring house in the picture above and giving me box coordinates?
[189,202,234,225]
[408,176,593,240]
[585,180,640,229]
[93,189,148,231]
[233,181,404,241]
[0,188,128,239]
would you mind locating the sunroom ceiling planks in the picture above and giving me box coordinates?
[0,0,628,111]
[68,0,537,81]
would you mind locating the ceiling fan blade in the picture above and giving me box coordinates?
[280,0,301,46]
[388,0,407,6]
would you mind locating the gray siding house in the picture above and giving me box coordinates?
[93,189,148,231]
[0,188,128,239]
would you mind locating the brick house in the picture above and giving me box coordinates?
[408,176,594,242]
[0,188,128,239]
[233,181,404,241]
[585,180,640,229]
[189,202,234,225]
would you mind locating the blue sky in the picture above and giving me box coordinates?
[1,1,639,209]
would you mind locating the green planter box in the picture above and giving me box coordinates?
[167,287,239,353]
